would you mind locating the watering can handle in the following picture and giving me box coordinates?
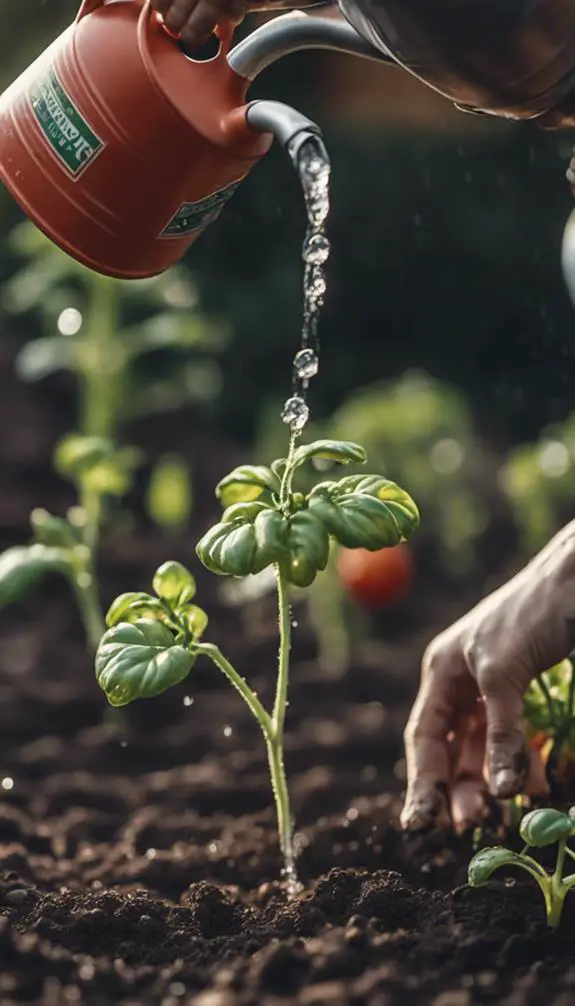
[76,0,235,52]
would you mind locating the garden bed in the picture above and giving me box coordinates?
[0,345,574,1005]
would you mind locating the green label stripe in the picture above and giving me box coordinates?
[161,180,242,238]
[29,70,103,178]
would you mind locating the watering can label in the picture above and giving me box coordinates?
[160,180,242,238]
[29,70,104,179]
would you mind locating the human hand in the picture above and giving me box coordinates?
[151,0,249,48]
[401,521,575,832]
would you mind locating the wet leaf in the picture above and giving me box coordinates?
[468,847,530,886]
[519,808,574,848]
[95,620,194,707]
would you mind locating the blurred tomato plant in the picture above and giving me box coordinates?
[0,222,226,648]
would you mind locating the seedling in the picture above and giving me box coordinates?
[468,807,575,928]
[0,222,223,649]
[524,656,575,787]
[95,436,419,887]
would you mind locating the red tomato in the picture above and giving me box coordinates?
[337,544,414,608]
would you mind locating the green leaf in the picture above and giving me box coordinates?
[153,561,196,605]
[0,544,69,606]
[309,493,402,550]
[95,619,194,707]
[54,434,114,480]
[196,523,232,575]
[285,511,330,587]
[16,336,75,383]
[221,501,271,524]
[182,604,209,639]
[30,509,78,549]
[519,808,574,848]
[468,847,531,886]
[253,509,289,567]
[217,522,258,577]
[146,453,193,532]
[105,592,163,628]
[54,435,141,496]
[293,439,367,469]
[216,466,280,508]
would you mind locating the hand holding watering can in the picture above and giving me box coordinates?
[152,0,251,48]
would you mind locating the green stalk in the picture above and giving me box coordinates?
[547,839,568,928]
[266,563,296,885]
[196,642,272,731]
[67,486,105,652]
[196,564,299,894]
[80,277,124,440]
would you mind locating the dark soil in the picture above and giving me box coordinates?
[0,336,574,1005]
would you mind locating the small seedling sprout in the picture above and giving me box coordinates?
[95,434,419,889]
[468,807,575,928]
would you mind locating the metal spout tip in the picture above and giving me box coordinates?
[246,99,324,156]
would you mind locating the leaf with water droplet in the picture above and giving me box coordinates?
[468,847,530,887]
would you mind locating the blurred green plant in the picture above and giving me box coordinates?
[499,417,575,554]
[0,222,224,648]
[523,656,575,787]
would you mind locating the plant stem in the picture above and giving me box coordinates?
[68,486,105,652]
[547,839,568,928]
[81,277,124,440]
[70,563,105,653]
[196,643,272,732]
[279,433,298,513]
[265,563,298,887]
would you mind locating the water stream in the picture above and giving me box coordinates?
[277,135,332,897]
[281,135,331,434]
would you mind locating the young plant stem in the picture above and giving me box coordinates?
[547,838,568,928]
[266,563,296,881]
[196,643,271,730]
[196,564,299,892]
[80,277,124,440]
[279,433,298,513]
[68,486,106,652]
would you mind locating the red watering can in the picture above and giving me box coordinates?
[0,0,388,278]
[1,0,575,279]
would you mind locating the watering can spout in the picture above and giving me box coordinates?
[246,99,329,167]
[228,10,393,79]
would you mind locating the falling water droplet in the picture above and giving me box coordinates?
[223,725,233,738]
[279,394,307,430]
[1,777,14,791]
[303,233,330,265]
[280,135,331,434]
[294,348,319,380]
[282,396,309,432]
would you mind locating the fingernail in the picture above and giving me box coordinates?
[493,768,517,798]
